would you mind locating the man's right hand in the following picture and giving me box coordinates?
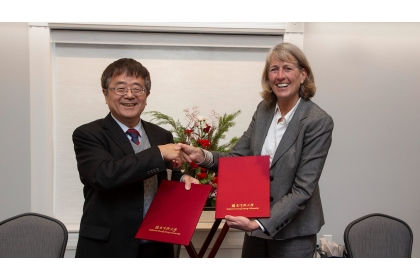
[158,144,185,168]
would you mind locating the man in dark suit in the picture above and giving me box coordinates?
[72,58,197,257]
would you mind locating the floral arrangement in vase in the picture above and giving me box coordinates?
[145,106,241,207]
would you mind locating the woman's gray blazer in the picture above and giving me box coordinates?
[209,99,333,239]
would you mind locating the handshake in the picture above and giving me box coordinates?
[158,143,206,169]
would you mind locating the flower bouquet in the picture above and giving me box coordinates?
[145,107,241,207]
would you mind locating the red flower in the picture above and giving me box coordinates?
[203,125,211,133]
[200,167,207,172]
[199,139,211,147]
[211,176,218,184]
[184,129,193,135]
[197,173,207,179]
[189,161,198,168]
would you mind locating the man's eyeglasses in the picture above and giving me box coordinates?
[108,87,147,96]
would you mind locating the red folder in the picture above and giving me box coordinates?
[135,180,211,245]
[215,156,270,219]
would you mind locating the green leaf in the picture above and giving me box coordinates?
[210,110,241,151]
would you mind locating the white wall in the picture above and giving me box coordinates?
[0,23,31,220]
[303,22,420,257]
[1,22,420,258]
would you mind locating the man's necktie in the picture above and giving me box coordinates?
[126,128,140,145]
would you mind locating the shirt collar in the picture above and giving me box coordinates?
[110,114,142,135]
[275,97,301,125]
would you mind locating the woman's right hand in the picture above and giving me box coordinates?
[178,143,205,163]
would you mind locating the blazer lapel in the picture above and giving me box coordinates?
[142,120,160,146]
[270,100,311,167]
[254,102,276,156]
[103,113,134,155]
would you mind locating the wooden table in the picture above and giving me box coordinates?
[184,207,230,258]
[184,219,230,258]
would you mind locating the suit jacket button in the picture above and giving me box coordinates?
[276,226,280,230]
[270,197,273,202]
[270,176,274,181]
[138,206,142,211]
[280,223,284,228]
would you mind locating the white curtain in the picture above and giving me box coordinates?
[52,30,282,228]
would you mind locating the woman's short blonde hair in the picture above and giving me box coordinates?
[261,43,316,103]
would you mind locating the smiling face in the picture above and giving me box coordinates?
[268,56,307,104]
[103,73,148,128]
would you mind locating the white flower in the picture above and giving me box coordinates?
[197,116,204,121]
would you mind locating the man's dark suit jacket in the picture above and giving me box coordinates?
[72,113,183,257]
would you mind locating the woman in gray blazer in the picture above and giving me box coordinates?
[180,42,333,257]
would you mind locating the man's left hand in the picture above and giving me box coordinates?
[181,175,200,190]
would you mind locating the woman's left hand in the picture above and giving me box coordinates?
[225,215,260,231]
